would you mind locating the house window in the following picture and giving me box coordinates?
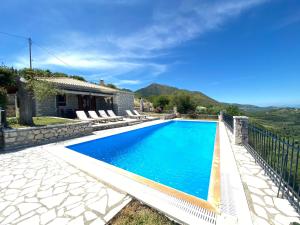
[57,95,66,106]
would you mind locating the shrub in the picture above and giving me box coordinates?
[0,87,7,108]
[7,117,19,126]
[171,93,196,114]
[153,95,170,112]
[195,106,207,114]
[225,105,241,116]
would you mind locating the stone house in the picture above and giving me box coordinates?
[7,77,134,118]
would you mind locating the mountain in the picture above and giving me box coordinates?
[135,83,219,106]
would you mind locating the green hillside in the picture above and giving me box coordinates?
[135,83,299,143]
[244,108,300,143]
[135,83,219,106]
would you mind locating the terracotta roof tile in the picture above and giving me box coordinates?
[37,77,118,94]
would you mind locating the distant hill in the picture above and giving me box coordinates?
[230,103,280,112]
[135,83,219,106]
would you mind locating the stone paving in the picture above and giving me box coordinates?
[0,146,131,225]
[226,129,300,225]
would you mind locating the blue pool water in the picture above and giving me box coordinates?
[67,121,217,200]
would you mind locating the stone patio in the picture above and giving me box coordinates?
[0,146,131,225]
[225,127,300,225]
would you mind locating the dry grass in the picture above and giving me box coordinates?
[109,200,179,225]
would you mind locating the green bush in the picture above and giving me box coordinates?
[0,87,7,108]
[171,93,196,114]
[7,117,19,125]
[225,105,241,116]
[152,95,170,112]
[195,106,207,114]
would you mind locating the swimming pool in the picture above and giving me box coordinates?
[67,120,217,201]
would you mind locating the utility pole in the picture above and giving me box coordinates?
[28,38,32,69]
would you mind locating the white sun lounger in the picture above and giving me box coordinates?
[88,111,108,123]
[76,111,96,122]
[126,110,143,119]
[106,110,123,120]
[133,110,147,118]
[98,110,118,121]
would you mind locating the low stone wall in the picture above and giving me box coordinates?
[91,120,139,131]
[2,122,92,150]
[163,114,177,120]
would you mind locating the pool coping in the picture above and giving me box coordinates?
[47,119,221,224]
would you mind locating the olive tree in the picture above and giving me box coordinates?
[0,67,59,126]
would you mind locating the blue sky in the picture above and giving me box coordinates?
[0,0,300,106]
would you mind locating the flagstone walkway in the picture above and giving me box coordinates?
[0,146,131,225]
[226,127,300,225]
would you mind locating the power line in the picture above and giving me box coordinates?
[0,31,28,40]
[32,41,71,67]
[0,31,75,71]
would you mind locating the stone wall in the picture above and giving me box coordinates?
[35,95,57,116]
[57,94,78,117]
[2,121,92,150]
[113,92,134,116]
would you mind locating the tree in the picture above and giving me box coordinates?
[225,105,241,116]
[69,75,86,81]
[206,105,223,115]
[18,69,60,125]
[171,93,196,114]
[152,95,170,112]
[106,83,118,89]
[16,76,35,125]
[0,67,17,126]
[0,66,59,126]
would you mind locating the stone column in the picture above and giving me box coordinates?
[0,108,4,150]
[140,98,144,112]
[219,111,224,122]
[233,116,249,145]
[173,106,177,114]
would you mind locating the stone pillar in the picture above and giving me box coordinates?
[0,108,4,150]
[173,106,177,114]
[219,111,224,122]
[140,98,144,112]
[113,92,134,116]
[233,116,249,145]
[0,128,3,151]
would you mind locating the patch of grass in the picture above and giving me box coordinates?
[7,117,78,128]
[109,200,179,225]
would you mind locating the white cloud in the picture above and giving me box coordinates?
[114,0,268,51]
[12,49,167,85]
[117,79,141,85]
[10,0,268,86]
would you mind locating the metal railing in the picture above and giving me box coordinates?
[0,108,4,150]
[0,107,4,127]
[223,113,234,132]
[244,123,300,212]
